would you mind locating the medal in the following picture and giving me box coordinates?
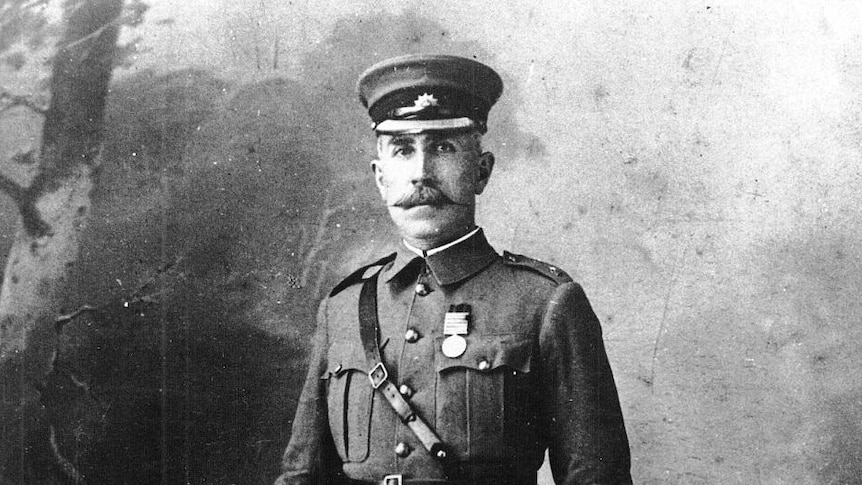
[442,304,471,358]
[442,335,467,358]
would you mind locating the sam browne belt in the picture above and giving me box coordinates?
[358,267,457,480]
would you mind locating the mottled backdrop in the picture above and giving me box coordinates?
[1,1,860,484]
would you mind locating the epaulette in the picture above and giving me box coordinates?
[502,250,573,285]
[329,252,397,297]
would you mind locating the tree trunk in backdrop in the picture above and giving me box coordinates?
[0,1,123,482]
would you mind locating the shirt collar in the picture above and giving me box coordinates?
[383,227,498,286]
[402,227,481,258]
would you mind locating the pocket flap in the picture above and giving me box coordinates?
[321,340,369,379]
[435,334,533,373]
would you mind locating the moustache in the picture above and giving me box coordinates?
[392,185,456,208]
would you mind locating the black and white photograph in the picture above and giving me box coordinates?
[1,1,860,484]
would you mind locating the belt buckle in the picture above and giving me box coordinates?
[368,362,388,389]
[382,474,402,485]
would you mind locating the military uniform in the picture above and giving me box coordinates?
[276,230,631,485]
[276,54,631,485]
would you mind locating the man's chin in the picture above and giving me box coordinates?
[388,207,465,242]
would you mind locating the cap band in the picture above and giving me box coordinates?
[368,88,490,126]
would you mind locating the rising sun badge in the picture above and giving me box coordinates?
[413,93,438,108]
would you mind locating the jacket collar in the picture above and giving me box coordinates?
[383,228,498,286]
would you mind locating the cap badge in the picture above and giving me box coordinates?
[414,93,438,108]
[394,93,440,118]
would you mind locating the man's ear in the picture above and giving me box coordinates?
[475,151,495,195]
[370,159,386,197]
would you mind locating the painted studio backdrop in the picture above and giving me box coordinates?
[1,1,861,484]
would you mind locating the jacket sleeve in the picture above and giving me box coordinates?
[538,282,632,485]
[275,298,345,485]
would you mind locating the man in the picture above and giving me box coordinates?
[276,54,632,485]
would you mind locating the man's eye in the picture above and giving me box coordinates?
[393,147,414,157]
[434,142,456,153]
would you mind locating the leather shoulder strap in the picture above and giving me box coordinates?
[358,268,384,365]
[357,270,457,479]
[329,252,396,297]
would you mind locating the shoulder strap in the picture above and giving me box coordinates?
[329,252,396,297]
[358,269,384,365]
[358,272,457,478]
[502,250,573,284]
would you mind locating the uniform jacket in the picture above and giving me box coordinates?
[276,230,632,485]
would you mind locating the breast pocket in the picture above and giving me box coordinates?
[434,334,534,460]
[320,341,373,463]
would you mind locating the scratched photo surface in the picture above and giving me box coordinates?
[1,1,860,484]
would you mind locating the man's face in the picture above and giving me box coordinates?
[371,130,494,248]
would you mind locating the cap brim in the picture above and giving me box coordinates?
[374,117,476,134]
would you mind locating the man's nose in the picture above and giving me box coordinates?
[408,148,433,184]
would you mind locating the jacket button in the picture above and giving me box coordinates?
[478,359,491,371]
[394,442,411,457]
[404,328,420,343]
[399,384,413,398]
[414,283,431,296]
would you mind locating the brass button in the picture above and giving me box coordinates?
[414,283,431,296]
[477,359,491,371]
[399,384,413,398]
[404,328,420,343]
[394,442,411,457]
